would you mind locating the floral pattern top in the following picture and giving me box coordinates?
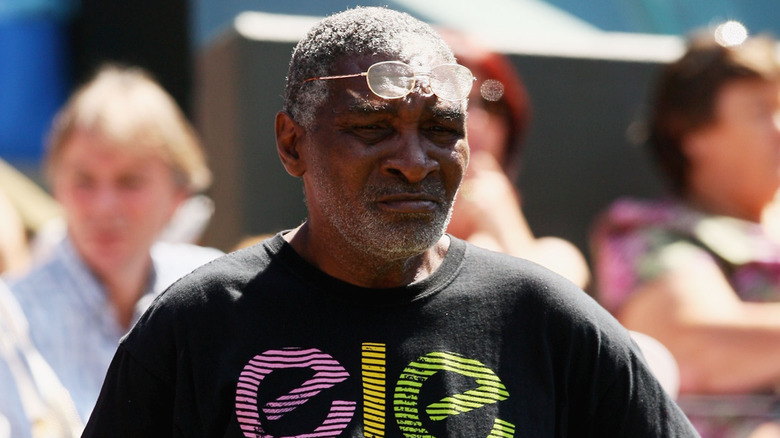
[591,197,780,314]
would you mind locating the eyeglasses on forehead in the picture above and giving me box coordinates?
[303,60,475,101]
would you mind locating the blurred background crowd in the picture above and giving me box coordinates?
[2,1,780,437]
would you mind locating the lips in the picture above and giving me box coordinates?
[375,192,440,213]
[83,224,127,247]
[89,233,125,249]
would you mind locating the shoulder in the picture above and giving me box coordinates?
[460,238,582,294]
[592,197,694,247]
[6,244,72,300]
[458,238,607,320]
[151,241,224,269]
[119,242,275,369]
[590,197,702,311]
[456,238,642,388]
[145,239,277,313]
[6,260,57,292]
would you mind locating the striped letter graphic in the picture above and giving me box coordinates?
[235,347,356,438]
[362,343,387,437]
[393,351,515,438]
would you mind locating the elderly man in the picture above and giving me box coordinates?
[83,7,697,437]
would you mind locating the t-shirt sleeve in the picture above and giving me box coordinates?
[579,319,699,437]
[530,268,699,437]
[81,344,175,437]
[593,344,698,436]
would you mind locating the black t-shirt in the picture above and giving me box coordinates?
[83,234,698,437]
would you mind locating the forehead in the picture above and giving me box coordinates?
[57,130,166,170]
[321,54,467,115]
[715,79,780,110]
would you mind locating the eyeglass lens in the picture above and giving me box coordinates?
[366,61,472,101]
[366,62,416,99]
[431,64,474,101]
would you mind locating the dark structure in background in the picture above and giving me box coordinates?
[197,33,303,250]
[71,0,193,116]
[196,17,668,265]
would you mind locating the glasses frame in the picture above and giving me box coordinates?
[303,60,475,101]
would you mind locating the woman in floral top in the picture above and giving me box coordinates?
[591,30,780,438]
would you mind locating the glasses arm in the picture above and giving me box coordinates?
[303,72,368,83]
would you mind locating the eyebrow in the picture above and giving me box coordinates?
[430,105,466,122]
[343,98,396,115]
[338,97,466,122]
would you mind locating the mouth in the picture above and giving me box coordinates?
[375,192,441,214]
[90,233,124,248]
[85,226,126,245]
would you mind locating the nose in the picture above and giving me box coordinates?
[91,184,120,214]
[382,132,439,183]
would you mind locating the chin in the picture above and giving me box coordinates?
[82,241,129,265]
[374,226,445,257]
[85,248,123,266]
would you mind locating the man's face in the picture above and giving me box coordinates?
[299,54,469,258]
[686,79,780,213]
[53,130,186,277]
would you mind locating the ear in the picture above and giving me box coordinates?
[275,111,306,177]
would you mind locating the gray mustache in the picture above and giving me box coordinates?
[364,180,447,199]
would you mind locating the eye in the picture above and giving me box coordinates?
[118,174,146,191]
[348,124,394,144]
[72,173,95,190]
[354,124,385,132]
[423,123,464,146]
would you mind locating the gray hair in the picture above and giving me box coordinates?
[283,6,456,128]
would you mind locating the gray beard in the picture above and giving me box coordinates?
[317,179,454,261]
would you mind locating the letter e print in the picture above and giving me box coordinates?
[235,347,356,437]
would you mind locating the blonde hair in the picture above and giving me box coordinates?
[45,65,211,193]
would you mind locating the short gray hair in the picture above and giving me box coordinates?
[283,6,455,128]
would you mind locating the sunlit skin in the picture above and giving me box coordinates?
[276,54,469,288]
[684,79,780,222]
[52,129,187,327]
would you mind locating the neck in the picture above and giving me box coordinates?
[284,222,449,288]
[92,258,151,330]
[685,186,766,224]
